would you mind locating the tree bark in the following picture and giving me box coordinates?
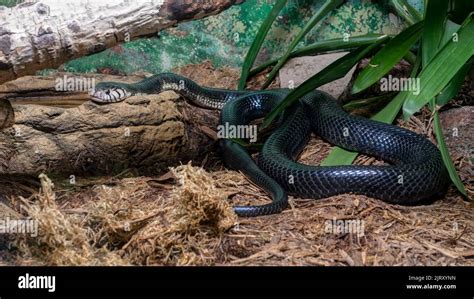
[0,73,220,176]
[0,0,244,84]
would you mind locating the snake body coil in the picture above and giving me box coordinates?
[91,73,450,217]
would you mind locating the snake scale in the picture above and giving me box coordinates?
[90,73,450,217]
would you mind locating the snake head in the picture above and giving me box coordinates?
[90,82,133,103]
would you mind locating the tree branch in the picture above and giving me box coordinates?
[0,0,244,84]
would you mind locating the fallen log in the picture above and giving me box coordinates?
[0,73,219,176]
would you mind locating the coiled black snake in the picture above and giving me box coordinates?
[90,73,450,217]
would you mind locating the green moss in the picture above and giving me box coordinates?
[0,0,19,7]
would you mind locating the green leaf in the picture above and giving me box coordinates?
[433,112,468,197]
[238,0,288,90]
[261,0,344,88]
[440,19,461,46]
[262,40,386,128]
[436,58,472,106]
[422,3,471,198]
[321,52,422,166]
[422,0,449,68]
[319,147,358,166]
[402,14,474,119]
[342,92,396,111]
[390,0,423,25]
[423,0,449,114]
[352,21,424,94]
[435,17,466,106]
[403,50,417,65]
[250,34,389,76]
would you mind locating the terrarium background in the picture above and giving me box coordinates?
[1,0,422,74]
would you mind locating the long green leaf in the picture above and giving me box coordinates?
[319,147,358,166]
[436,58,472,106]
[422,2,470,197]
[321,52,422,166]
[435,17,466,104]
[261,0,344,88]
[435,18,466,106]
[238,0,288,90]
[390,0,423,25]
[262,40,386,128]
[440,19,461,46]
[342,92,397,111]
[403,50,417,65]
[250,34,389,76]
[422,0,449,68]
[423,0,448,115]
[402,14,474,119]
[352,21,424,94]
[433,112,468,196]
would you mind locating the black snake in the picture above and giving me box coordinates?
[90,73,450,217]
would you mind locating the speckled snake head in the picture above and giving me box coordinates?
[90,82,133,103]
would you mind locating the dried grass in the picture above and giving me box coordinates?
[122,163,236,265]
[12,174,127,266]
[6,163,237,266]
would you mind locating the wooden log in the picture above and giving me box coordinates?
[0,98,14,128]
[0,0,244,84]
[0,74,220,176]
